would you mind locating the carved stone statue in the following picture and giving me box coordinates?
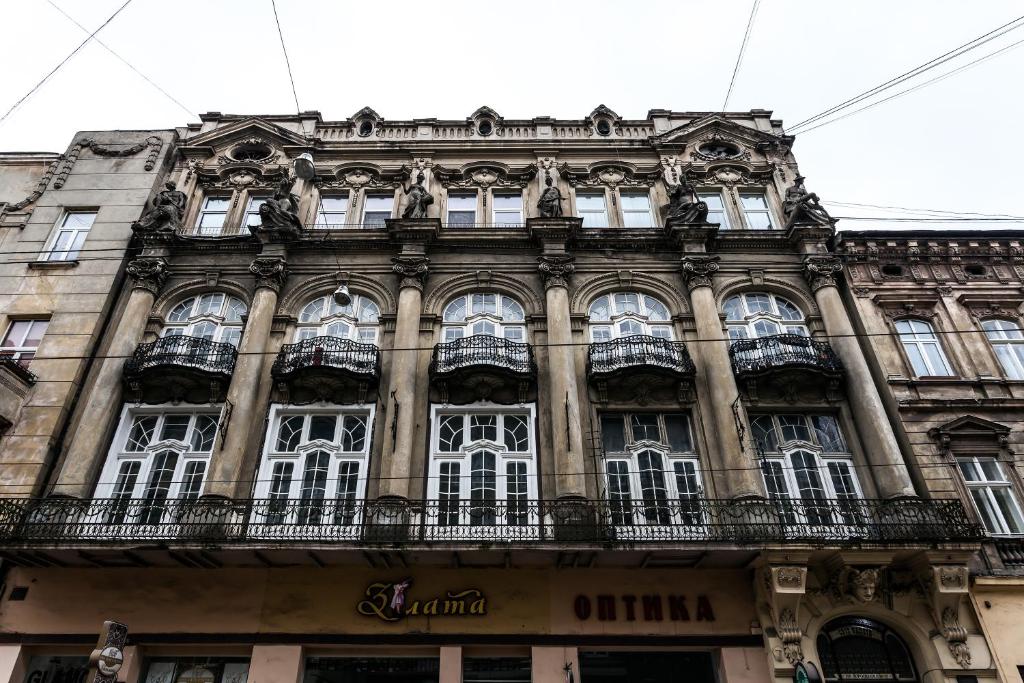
[256,175,303,234]
[132,181,186,233]
[401,171,434,220]
[664,176,709,227]
[783,175,833,228]
[537,174,564,218]
[829,566,881,604]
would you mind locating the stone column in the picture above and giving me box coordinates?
[682,255,763,500]
[52,257,168,498]
[204,255,287,500]
[539,254,587,500]
[804,255,916,499]
[378,253,429,500]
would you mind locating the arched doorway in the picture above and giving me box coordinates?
[816,617,918,682]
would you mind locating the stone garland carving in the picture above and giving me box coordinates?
[392,255,430,290]
[54,136,163,189]
[802,255,843,292]
[558,162,661,195]
[1,156,61,214]
[132,182,186,234]
[249,257,288,293]
[537,254,575,289]
[680,255,720,291]
[126,258,169,296]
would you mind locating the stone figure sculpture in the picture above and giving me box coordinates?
[783,175,833,227]
[256,175,303,234]
[401,171,434,219]
[132,181,186,233]
[664,176,709,226]
[537,174,564,218]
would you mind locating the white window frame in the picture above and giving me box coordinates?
[697,189,731,230]
[296,294,381,345]
[587,291,674,342]
[0,318,49,367]
[163,292,247,348]
[958,456,1024,536]
[737,190,777,230]
[243,194,269,230]
[195,196,231,236]
[361,193,394,227]
[575,190,609,228]
[619,190,655,228]
[895,318,954,377]
[446,191,478,226]
[724,292,808,340]
[41,210,96,261]
[314,192,350,228]
[982,319,1024,380]
[491,191,523,226]
[441,293,526,343]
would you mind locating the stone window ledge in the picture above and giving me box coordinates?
[27,260,78,270]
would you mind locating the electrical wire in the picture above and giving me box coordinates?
[825,200,1024,220]
[0,0,136,125]
[270,0,301,115]
[721,0,760,111]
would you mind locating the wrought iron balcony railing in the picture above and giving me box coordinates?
[430,335,536,378]
[588,335,696,378]
[0,497,983,546]
[0,355,38,384]
[271,336,380,381]
[124,335,237,377]
[729,334,843,377]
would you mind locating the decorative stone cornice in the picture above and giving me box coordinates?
[249,256,288,293]
[126,257,168,296]
[803,255,843,291]
[537,254,575,289]
[680,255,720,291]
[392,255,430,290]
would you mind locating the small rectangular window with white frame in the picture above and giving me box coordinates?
[738,192,776,230]
[0,319,49,369]
[362,194,393,227]
[446,192,477,226]
[698,190,731,229]
[41,210,96,261]
[244,194,269,230]
[195,196,230,236]
[576,191,608,227]
[620,191,654,228]
[315,192,350,228]
[492,192,522,226]
[958,456,1024,535]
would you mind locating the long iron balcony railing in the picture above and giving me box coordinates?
[729,334,843,377]
[124,335,237,377]
[271,336,380,381]
[0,497,982,546]
[588,335,695,378]
[430,335,536,378]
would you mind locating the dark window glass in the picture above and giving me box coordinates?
[304,658,439,683]
[579,652,715,683]
[664,414,693,452]
[630,414,660,442]
[600,414,626,452]
[463,658,531,683]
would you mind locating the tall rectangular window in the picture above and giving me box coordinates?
[315,193,349,227]
[698,191,731,229]
[446,192,477,226]
[244,195,268,229]
[620,192,654,227]
[739,192,775,230]
[43,211,96,261]
[196,197,230,236]
[0,319,48,368]
[576,192,608,227]
[492,192,522,226]
[895,319,954,376]
[959,457,1024,535]
[362,194,393,226]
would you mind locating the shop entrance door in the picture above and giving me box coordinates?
[579,652,715,683]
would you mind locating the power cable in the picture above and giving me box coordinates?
[45,0,196,120]
[0,0,136,125]
[721,0,760,111]
[788,13,1024,131]
[825,200,1024,220]
[270,0,301,115]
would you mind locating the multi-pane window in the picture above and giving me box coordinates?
[0,319,48,368]
[164,293,247,348]
[314,193,350,228]
[429,409,535,528]
[296,294,380,344]
[42,211,96,261]
[958,457,1024,535]
[97,408,220,522]
[447,192,477,226]
[895,319,953,377]
[698,191,731,229]
[724,292,808,340]
[441,293,526,343]
[738,192,775,230]
[751,413,862,525]
[362,194,393,226]
[244,195,269,229]
[576,192,609,227]
[620,192,654,228]
[588,292,673,342]
[195,197,230,236]
[492,192,523,226]
[982,319,1024,380]
[600,413,702,526]
[256,407,373,526]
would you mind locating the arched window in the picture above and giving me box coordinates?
[817,617,917,683]
[894,319,953,377]
[442,293,525,342]
[724,292,807,339]
[297,295,380,344]
[164,293,247,347]
[588,292,673,341]
[983,318,1024,380]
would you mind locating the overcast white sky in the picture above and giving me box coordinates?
[1,0,1022,229]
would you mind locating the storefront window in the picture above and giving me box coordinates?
[304,658,439,683]
[143,657,249,683]
[817,617,917,683]
[463,657,531,683]
[579,652,715,683]
[23,656,88,683]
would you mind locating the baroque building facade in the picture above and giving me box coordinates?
[0,107,1009,683]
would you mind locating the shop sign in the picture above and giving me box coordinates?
[573,593,715,622]
[357,578,487,622]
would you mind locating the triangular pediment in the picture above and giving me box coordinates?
[652,114,787,148]
[934,415,1011,436]
[469,106,502,122]
[588,104,620,121]
[351,106,383,122]
[184,117,309,152]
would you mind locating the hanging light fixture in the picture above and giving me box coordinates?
[333,282,352,307]
[293,152,315,180]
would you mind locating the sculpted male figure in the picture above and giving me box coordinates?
[133,181,186,233]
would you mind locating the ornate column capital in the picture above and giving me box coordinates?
[392,255,430,290]
[249,256,288,293]
[126,257,168,296]
[680,255,720,291]
[803,255,844,292]
[537,254,575,290]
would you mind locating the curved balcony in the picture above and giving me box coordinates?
[123,335,236,403]
[587,335,696,403]
[429,335,536,404]
[271,336,380,403]
[729,334,843,402]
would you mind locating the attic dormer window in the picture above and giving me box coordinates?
[595,119,612,136]
[697,142,740,159]
[477,119,494,136]
[229,142,273,162]
[357,120,374,137]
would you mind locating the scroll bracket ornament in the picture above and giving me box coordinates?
[758,565,808,667]
[918,564,971,668]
